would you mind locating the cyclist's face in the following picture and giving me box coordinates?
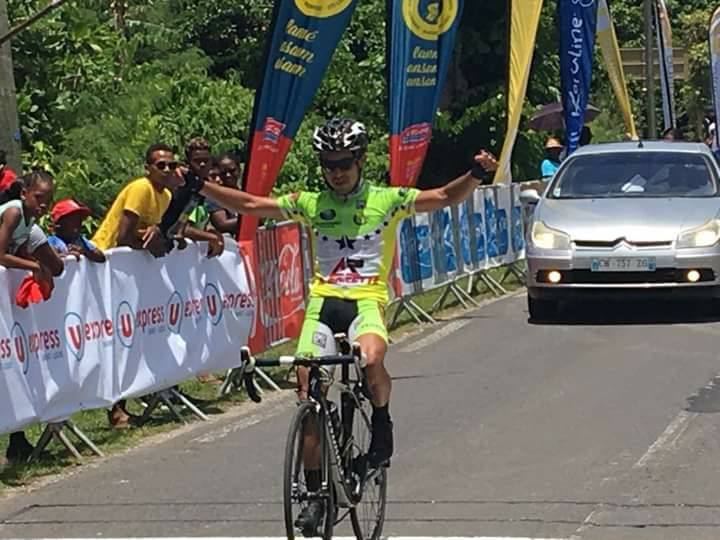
[321,151,365,195]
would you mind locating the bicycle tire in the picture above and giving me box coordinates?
[284,401,336,540]
[348,397,387,540]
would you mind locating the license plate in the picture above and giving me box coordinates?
[591,257,657,272]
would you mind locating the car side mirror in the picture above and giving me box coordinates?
[519,189,541,207]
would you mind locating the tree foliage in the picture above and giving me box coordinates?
[6,0,717,216]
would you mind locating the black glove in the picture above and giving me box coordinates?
[471,162,493,186]
[183,169,206,195]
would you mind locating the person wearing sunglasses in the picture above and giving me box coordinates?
[92,143,183,428]
[163,117,496,517]
[92,143,180,262]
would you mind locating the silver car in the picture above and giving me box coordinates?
[521,141,720,320]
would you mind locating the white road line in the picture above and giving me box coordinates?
[633,410,697,469]
[400,319,473,353]
[32,537,567,540]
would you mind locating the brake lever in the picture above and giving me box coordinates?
[240,347,262,403]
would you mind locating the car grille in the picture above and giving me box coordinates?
[573,240,673,249]
[537,268,715,285]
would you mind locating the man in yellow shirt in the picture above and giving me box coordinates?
[93,143,178,257]
[93,143,181,428]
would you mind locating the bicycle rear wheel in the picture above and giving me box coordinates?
[348,396,387,540]
[284,401,336,540]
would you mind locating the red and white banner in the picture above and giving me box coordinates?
[254,221,307,350]
[0,241,254,434]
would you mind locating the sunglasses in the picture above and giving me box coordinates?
[153,160,179,172]
[320,157,356,172]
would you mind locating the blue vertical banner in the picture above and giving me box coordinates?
[239,0,360,241]
[559,0,598,156]
[388,0,465,187]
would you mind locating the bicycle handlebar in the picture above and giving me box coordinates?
[239,346,363,403]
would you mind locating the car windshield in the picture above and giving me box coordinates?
[549,151,719,199]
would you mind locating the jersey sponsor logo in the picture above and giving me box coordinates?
[326,258,379,285]
[294,0,354,18]
[402,0,459,41]
[312,331,328,348]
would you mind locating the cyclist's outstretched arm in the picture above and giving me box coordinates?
[199,182,285,220]
[415,150,498,213]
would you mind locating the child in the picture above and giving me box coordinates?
[48,199,106,263]
[208,153,242,235]
[188,158,222,231]
[0,170,62,463]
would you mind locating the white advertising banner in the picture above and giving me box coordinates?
[0,241,254,433]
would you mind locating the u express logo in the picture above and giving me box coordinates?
[10,322,29,375]
[402,0,459,41]
[204,283,223,326]
[64,312,85,362]
[115,301,135,348]
[294,0,353,18]
[166,291,184,334]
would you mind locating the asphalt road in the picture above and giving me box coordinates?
[2,293,720,539]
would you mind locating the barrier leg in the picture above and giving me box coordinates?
[54,427,83,461]
[168,388,209,421]
[28,424,55,463]
[451,281,480,307]
[431,283,455,313]
[65,420,104,457]
[389,297,436,328]
[255,368,281,391]
[28,421,103,464]
[138,391,187,425]
[474,271,507,296]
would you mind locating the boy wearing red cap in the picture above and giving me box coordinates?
[48,199,106,263]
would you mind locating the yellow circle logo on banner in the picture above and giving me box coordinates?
[294,0,353,18]
[402,0,459,41]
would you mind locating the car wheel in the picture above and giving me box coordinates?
[528,296,559,322]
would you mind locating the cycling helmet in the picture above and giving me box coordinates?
[312,118,369,156]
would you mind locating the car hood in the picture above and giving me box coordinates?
[536,197,720,243]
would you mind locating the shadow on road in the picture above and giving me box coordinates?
[529,299,720,326]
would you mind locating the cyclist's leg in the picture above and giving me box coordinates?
[294,298,337,532]
[349,300,393,465]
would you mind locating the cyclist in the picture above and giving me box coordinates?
[170,117,497,532]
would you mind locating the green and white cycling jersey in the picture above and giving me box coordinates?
[277,182,420,305]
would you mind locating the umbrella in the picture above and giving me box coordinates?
[528,102,601,131]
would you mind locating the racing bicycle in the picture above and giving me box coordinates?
[239,335,387,540]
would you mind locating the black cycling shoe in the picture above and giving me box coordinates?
[368,419,393,468]
[295,501,325,537]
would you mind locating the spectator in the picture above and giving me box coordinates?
[0,170,63,463]
[540,137,563,179]
[0,150,17,193]
[48,199,106,263]
[92,143,180,428]
[662,127,683,141]
[160,138,224,257]
[188,158,222,231]
[579,125,593,146]
[208,153,242,236]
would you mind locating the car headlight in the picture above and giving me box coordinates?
[677,220,720,249]
[531,221,571,250]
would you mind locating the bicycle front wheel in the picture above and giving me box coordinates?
[284,401,335,540]
[348,398,387,540]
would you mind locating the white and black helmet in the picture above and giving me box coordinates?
[312,118,369,156]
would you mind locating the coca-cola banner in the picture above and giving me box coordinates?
[255,221,307,349]
[0,241,254,434]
